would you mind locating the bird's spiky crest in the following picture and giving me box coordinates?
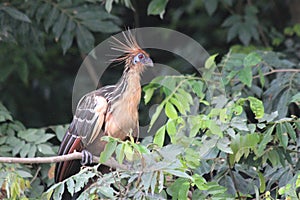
[109,30,145,63]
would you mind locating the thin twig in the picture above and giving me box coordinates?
[30,166,41,184]
[252,68,300,80]
[0,152,128,170]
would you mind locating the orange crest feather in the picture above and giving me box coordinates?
[109,30,146,63]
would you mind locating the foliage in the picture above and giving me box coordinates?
[0,102,68,199]
[0,0,300,199]
[45,52,300,199]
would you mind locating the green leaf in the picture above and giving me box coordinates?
[174,93,190,113]
[284,122,296,142]
[191,80,204,98]
[141,171,153,195]
[178,181,190,200]
[35,133,55,144]
[153,126,165,147]
[147,0,169,19]
[207,120,223,137]
[222,15,241,27]
[16,170,33,178]
[131,143,149,154]
[52,12,67,40]
[192,174,208,190]
[0,6,31,23]
[277,90,290,119]
[238,23,252,45]
[124,143,134,161]
[98,186,114,198]
[258,67,265,87]
[203,0,218,16]
[20,143,31,157]
[170,97,186,115]
[38,144,55,155]
[55,125,68,142]
[276,123,288,149]
[66,178,75,196]
[115,143,125,164]
[205,54,218,69]
[76,25,95,53]
[230,133,260,165]
[290,93,300,103]
[227,23,241,42]
[105,0,114,13]
[158,170,164,192]
[61,20,75,54]
[44,6,59,32]
[258,172,266,193]
[217,137,233,154]
[148,104,164,132]
[165,169,192,180]
[87,20,120,33]
[166,119,177,137]
[144,87,155,104]
[256,125,275,157]
[178,89,193,105]
[99,140,117,163]
[238,65,252,87]
[35,3,51,23]
[266,149,280,167]
[243,52,262,67]
[248,97,264,119]
[150,171,157,194]
[165,102,178,119]
[53,183,64,200]
[27,145,37,158]
[167,178,187,199]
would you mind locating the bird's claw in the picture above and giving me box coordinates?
[81,150,93,165]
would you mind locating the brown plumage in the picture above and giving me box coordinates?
[53,30,153,199]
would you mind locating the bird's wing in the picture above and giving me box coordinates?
[54,86,115,182]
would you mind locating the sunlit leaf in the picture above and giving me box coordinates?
[243,52,262,68]
[153,126,165,147]
[248,97,264,119]
[258,171,266,193]
[148,104,164,132]
[115,143,125,164]
[165,102,178,119]
[144,87,155,104]
[99,140,117,163]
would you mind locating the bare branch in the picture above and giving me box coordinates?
[0,152,128,170]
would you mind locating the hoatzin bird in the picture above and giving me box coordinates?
[53,31,153,199]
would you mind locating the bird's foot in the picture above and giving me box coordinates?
[81,150,93,165]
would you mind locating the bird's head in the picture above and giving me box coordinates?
[110,30,153,71]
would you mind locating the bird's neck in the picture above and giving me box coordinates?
[119,68,142,96]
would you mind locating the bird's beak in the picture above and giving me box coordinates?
[144,57,154,67]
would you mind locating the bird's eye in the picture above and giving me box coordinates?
[133,53,145,64]
[138,54,144,59]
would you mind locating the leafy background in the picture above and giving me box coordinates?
[0,0,300,199]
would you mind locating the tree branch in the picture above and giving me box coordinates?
[0,152,128,170]
[252,68,300,79]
